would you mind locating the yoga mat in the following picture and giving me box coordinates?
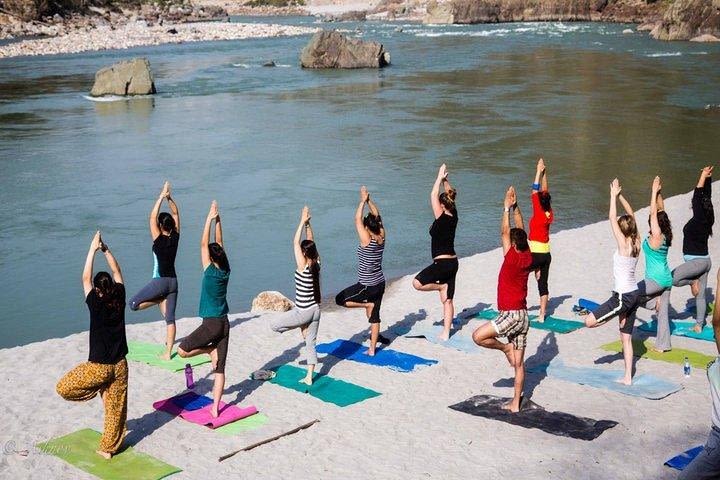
[600,339,715,370]
[475,309,584,334]
[393,324,479,354]
[316,339,438,372]
[215,413,269,436]
[528,359,682,399]
[449,395,617,441]
[153,391,258,429]
[665,445,704,470]
[127,341,210,372]
[268,364,380,407]
[578,298,600,312]
[36,428,180,480]
[639,319,716,342]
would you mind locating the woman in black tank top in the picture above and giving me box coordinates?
[413,164,459,341]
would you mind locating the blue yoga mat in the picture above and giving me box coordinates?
[392,324,479,354]
[639,319,716,342]
[665,445,704,470]
[578,298,600,311]
[528,359,682,400]
[316,339,438,373]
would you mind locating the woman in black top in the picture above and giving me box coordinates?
[129,181,180,361]
[673,166,714,333]
[413,164,459,341]
[56,231,129,459]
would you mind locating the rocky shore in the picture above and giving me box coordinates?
[0,20,318,58]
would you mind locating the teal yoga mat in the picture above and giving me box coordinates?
[528,358,682,399]
[639,319,716,342]
[37,429,180,480]
[269,364,381,407]
[475,309,584,334]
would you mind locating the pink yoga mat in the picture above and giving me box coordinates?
[153,392,258,429]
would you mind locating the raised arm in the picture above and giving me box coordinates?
[501,187,514,254]
[167,187,180,233]
[100,235,123,284]
[512,190,524,231]
[698,166,713,190]
[82,231,102,296]
[201,201,218,269]
[431,164,448,219]
[541,160,548,192]
[649,176,663,248]
[215,213,223,248]
[532,158,544,193]
[609,179,627,249]
[149,182,169,240]
[293,206,311,270]
[355,186,372,246]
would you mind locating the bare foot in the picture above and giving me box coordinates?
[616,377,632,386]
[651,345,670,354]
[159,351,172,362]
[210,348,218,371]
[299,375,313,386]
[368,347,376,357]
[692,324,703,334]
[691,279,700,297]
[438,330,450,342]
[96,450,112,460]
[210,404,219,418]
[501,401,520,413]
[536,315,545,324]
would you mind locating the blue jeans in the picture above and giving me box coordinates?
[679,426,720,480]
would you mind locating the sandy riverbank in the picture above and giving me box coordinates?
[0,21,318,58]
[1,187,718,479]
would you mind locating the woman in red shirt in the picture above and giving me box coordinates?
[472,186,533,413]
[528,158,554,323]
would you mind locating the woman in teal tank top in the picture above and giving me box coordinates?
[637,176,674,352]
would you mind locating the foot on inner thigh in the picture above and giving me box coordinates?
[691,279,700,297]
[210,349,218,371]
[502,343,514,365]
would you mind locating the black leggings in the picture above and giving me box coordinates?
[415,257,459,300]
[530,252,551,297]
[335,282,386,323]
[179,316,229,374]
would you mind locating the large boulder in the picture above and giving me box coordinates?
[651,0,720,41]
[300,30,390,69]
[90,58,157,97]
[251,291,293,312]
[423,1,455,23]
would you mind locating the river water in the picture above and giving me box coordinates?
[1,17,718,348]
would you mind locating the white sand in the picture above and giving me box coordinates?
[1,188,718,479]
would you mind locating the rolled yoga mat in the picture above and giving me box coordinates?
[127,341,210,372]
[37,428,181,480]
[639,319,716,342]
[527,358,682,400]
[316,339,438,372]
[665,445,704,471]
[600,339,715,370]
[153,391,258,429]
[448,394,617,441]
[475,309,584,334]
[268,364,381,407]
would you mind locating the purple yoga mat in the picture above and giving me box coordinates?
[153,391,258,429]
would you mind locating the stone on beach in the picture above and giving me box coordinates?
[300,30,390,69]
[251,291,293,312]
[690,32,720,41]
[90,58,156,97]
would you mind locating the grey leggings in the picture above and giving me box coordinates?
[271,304,320,365]
[637,278,671,351]
[129,277,178,324]
[673,257,712,326]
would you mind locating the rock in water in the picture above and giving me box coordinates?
[651,0,720,41]
[690,32,720,41]
[300,30,390,69]
[622,28,634,34]
[251,291,293,312]
[263,60,277,67]
[90,58,157,97]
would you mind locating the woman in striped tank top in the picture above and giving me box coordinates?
[270,206,321,386]
[335,186,387,356]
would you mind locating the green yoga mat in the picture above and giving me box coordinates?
[269,365,381,407]
[127,341,210,372]
[600,339,715,370]
[215,413,269,435]
[37,429,180,480]
[474,309,583,334]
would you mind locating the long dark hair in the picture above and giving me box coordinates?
[538,191,552,212]
[209,242,231,272]
[439,188,457,215]
[300,239,321,303]
[363,213,383,235]
[93,271,124,313]
[650,211,673,247]
[157,212,177,233]
[701,195,715,235]
[510,228,529,252]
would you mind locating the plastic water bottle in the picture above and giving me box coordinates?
[684,357,691,378]
[184,363,195,389]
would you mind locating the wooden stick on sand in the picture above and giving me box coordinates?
[218,419,320,462]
